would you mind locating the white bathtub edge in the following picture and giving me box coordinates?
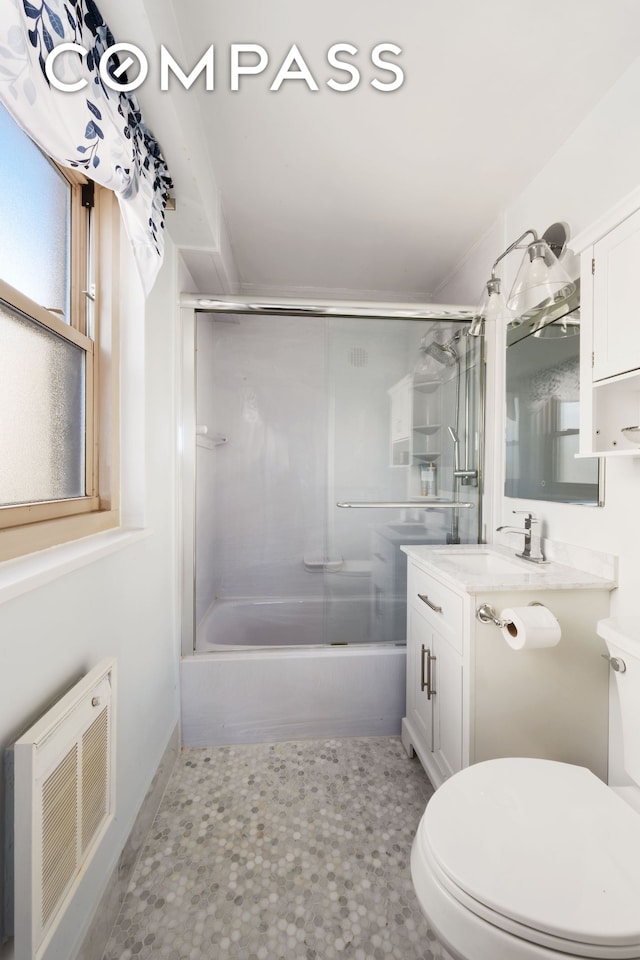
[181,646,407,747]
[190,644,406,661]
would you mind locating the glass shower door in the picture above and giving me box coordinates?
[193,310,481,652]
[323,317,482,646]
[194,312,330,647]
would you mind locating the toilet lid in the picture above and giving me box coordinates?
[421,758,640,951]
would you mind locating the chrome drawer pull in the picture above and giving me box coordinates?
[418,593,442,614]
[427,650,436,700]
[421,644,436,699]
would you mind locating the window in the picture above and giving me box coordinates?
[0,104,118,559]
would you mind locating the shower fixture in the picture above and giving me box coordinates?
[471,222,576,334]
[419,332,461,367]
[418,332,481,545]
[448,425,477,482]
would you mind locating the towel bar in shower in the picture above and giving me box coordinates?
[336,501,474,509]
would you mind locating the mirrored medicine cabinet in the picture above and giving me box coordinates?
[504,281,603,505]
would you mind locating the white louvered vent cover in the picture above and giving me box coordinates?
[13,659,116,960]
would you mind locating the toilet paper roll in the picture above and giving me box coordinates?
[500,605,561,650]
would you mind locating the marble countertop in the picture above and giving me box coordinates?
[400,543,617,594]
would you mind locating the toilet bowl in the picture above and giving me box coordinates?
[410,617,640,960]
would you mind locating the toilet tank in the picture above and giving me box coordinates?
[598,618,640,786]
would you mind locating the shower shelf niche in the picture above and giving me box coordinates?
[414,379,440,393]
[388,375,443,469]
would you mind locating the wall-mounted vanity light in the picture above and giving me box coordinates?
[469,222,576,337]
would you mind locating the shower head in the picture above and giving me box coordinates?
[420,335,459,367]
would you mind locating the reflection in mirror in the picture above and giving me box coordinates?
[505,289,602,505]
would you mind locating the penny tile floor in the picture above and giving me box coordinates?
[102,737,452,960]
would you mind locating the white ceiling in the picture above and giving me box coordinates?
[109,0,640,300]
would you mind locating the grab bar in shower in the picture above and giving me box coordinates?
[336,501,474,509]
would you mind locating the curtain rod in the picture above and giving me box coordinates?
[179,293,476,321]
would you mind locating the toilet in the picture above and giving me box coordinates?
[410,617,640,960]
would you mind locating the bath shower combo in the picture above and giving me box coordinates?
[178,294,484,745]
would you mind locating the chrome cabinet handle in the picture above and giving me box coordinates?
[420,644,437,699]
[418,593,442,614]
[427,649,436,700]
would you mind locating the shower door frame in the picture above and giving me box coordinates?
[178,295,484,657]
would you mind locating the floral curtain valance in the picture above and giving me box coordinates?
[0,0,173,294]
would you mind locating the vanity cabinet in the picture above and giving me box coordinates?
[402,553,612,789]
[575,196,640,456]
[406,604,463,781]
[404,560,465,783]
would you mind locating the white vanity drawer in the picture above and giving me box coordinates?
[408,562,463,651]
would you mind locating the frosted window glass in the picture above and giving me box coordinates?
[0,104,71,321]
[0,300,85,506]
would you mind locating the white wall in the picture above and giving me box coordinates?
[437,57,640,784]
[0,232,181,959]
[438,56,640,615]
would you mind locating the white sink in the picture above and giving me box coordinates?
[436,550,526,575]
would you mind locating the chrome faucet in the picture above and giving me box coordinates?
[496,510,547,564]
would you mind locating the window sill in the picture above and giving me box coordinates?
[0,527,153,605]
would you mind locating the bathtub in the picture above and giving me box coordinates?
[183,592,406,746]
[181,644,406,746]
[196,595,377,650]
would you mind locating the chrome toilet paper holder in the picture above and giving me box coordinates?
[476,601,544,628]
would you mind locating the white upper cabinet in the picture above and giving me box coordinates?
[574,189,640,457]
[592,206,640,381]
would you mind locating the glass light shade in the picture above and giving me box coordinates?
[469,278,514,335]
[507,240,575,315]
[532,317,580,339]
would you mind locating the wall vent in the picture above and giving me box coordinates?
[12,658,116,960]
[348,346,368,368]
